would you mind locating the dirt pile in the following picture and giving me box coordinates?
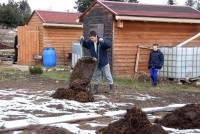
[96,107,168,134]
[155,104,200,129]
[21,125,74,134]
[51,57,97,102]
[51,88,94,102]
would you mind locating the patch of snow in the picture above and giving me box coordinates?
[12,131,22,134]
[0,88,133,121]
[147,114,161,120]
[163,127,200,134]
[123,93,159,101]
[86,123,107,127]
[143,104,186,113]
[94,95,108,99]
[2,113,101,130]
[102,104,186,118]
[103,110,126,117]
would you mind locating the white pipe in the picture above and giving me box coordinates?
[0,104,186,132]
[177,32,200,47]
[115,16,200,24]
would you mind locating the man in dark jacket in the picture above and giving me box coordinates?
[148,44,164,86]
[81,31,113,94]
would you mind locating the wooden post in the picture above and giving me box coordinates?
[135,46,141,73]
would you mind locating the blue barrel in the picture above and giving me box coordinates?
[43,48,56,68]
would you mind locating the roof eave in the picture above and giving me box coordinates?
[43,23,83,28]
[115,15,200,24]
[79,0,117,22]
[25,10,45,25]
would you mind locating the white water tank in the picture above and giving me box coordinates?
[160,47,200,79]
[72,42,83,67]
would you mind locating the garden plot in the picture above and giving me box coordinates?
[0,88,200,133]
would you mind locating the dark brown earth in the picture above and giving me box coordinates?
[1,68,200,133]
[51,88,94,102]
[51,57,97,102]
[96,107,168,134]
[155,104,200,129]
[1,78,200,108]
[21,125,74,134]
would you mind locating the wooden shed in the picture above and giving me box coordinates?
[18,10,82,65]
[79,0,200,76]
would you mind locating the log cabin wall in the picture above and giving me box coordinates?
[19,11,82,65]
[43,27,82,65]
[27,12,44,55]
[113,21,200,76]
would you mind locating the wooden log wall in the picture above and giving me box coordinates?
[43,27,82,65]
[113,21,200,76]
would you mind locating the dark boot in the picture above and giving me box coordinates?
[92,84,99,94]
[105,84,114,94]
[110,84,114,90]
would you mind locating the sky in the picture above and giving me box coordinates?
[0,0,186,12]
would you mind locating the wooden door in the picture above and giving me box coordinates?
[17,26,39,65]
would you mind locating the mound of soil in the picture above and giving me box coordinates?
[51,88,94,102]
[52,57,97,102]
[96,107,168,134]
[155,104,200,129]
[21,125,74,134]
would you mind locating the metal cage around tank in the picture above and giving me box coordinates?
[160,47,200,80]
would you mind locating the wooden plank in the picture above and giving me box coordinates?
[135,47,140,73]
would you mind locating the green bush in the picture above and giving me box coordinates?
[29,66,43,75]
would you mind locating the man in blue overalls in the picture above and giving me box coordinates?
[81,31,113,94]
[148,44,164,87]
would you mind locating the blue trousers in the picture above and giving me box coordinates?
[150,68,159,86]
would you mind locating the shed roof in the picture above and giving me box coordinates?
[102,1,200,19]
[79,0,200,23]
[27,10,82,27]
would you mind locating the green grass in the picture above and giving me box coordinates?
[113,77,200,92]
[0,66,197,92]
[0,66,18,73]
[42,71,70,81]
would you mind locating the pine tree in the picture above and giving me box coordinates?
[168,0,176,5]
[197,0,200,11]
[18,0,31,25]
[185,0,196,7]
[128,0,139,3]
[75,0,137,13]
[0,0,31,28]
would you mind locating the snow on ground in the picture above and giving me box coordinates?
[122,92,159,101]
[0,88,199,134]
[163,127,200,134]
[53,123,96,134]
[0,88,134,121]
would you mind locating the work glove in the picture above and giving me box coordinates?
[80,35,84,40]
[80,36,84,44]
[92,57,97,61]
[99,38,104,43]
